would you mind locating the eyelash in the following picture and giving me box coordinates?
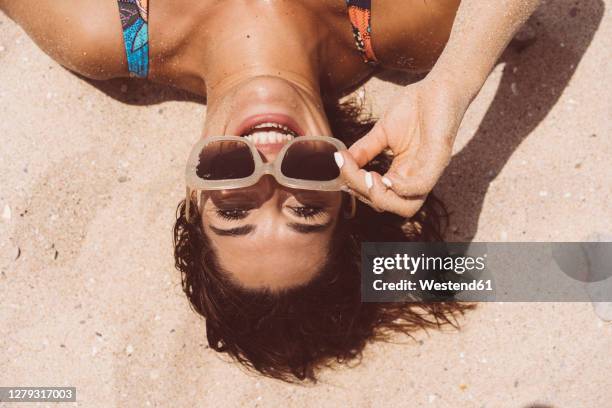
[216,206,324,221]
[216,209,249,221]
[290,206,324,220]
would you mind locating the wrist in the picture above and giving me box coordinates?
[426,63,486,106]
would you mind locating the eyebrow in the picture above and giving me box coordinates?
[209,225,256,236]
[209,221,332,237]
[287,221,333,234]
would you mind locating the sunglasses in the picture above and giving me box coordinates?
[185,136,362,222]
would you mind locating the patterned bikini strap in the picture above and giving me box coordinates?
[117,0,150,78]
[346,0,379,65]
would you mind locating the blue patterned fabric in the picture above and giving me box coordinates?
[118,0,149,78]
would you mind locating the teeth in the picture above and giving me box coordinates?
[242,122,298,145]
[251,122,295,135]
[244,131,295,145]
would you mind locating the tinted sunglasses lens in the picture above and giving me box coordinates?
[196,140,255,180]
[281,140,340,181]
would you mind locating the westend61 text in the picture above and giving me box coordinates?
[373,279,493,292]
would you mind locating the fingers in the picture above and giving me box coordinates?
[384,145,452,197]
[347,122,388,167]
[366,172,426,217]
[335,150,382,210]
[335,150,374,197]
[334,151,425,217]
[340,185,383,212]
[384,169,436,197]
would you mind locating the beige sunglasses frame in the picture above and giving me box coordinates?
[185,136,358,222]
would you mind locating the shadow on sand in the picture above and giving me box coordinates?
[417,0,601,240]
[76,75,205,105]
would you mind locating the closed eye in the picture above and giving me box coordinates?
[289,206,325,220]
[216,208,250,221]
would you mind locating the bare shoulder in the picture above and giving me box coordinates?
[0,0,128,79]
[372,0,461,71]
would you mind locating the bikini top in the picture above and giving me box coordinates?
[117,0,149,78]
[116,0,378,79]
[346,0,379,65]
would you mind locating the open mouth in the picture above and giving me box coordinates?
[236,114,304,149]
[242,122,299,144]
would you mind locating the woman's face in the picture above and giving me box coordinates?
[198,74,343,291]
[200,181,342,291]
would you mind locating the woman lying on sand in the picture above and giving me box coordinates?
[1,0,540,381]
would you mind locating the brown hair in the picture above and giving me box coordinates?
[173,97,473,382]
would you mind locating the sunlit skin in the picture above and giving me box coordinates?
[1,0,541,289]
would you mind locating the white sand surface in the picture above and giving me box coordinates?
[1,1,610,407]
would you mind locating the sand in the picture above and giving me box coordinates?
[0,0,610,406]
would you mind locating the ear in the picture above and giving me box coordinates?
[185,188,201,223]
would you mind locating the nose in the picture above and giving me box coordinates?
[209,175,279,209]
[254,148,272,163]
[258,149,280,164]
[256,174,281,193]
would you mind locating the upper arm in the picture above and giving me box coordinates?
[373,0,461,72]
[1,0,127,79]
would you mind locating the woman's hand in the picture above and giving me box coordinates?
[335,75,472,217]
[334,0,541,217]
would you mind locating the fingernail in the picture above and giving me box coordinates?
[333,152,344,169]
[365,172,373,189]
[382,177,393,188]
